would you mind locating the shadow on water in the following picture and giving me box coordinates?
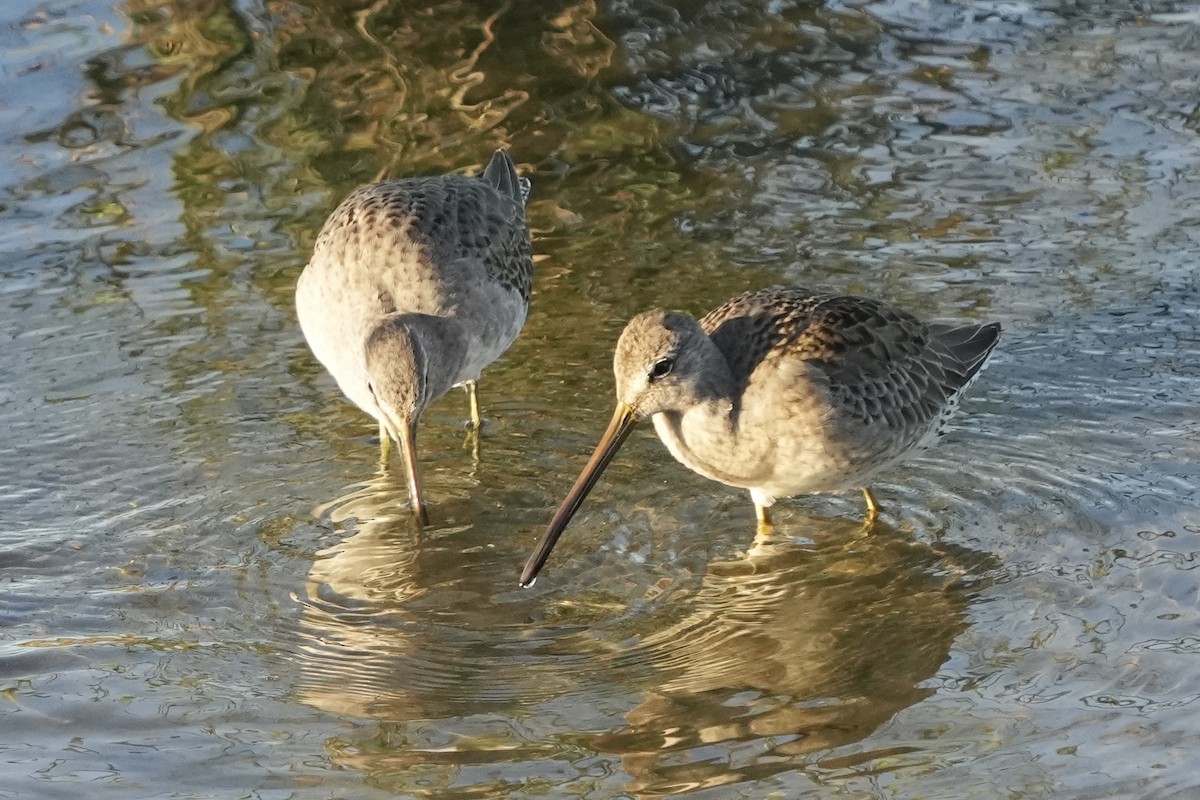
[290,480,998,796]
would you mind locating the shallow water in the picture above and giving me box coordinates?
[2,0,1198,798]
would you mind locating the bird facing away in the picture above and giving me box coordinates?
[520,287,1001,586]
[296,150,532,524]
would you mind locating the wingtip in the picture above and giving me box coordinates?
[482,149,527,205]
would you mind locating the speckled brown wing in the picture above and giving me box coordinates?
[785,293,954,432]
[700,287,833,391]
[475,150,533,302]
[315,172,532,304]
[427,155,531,302]
[702,287,996,434]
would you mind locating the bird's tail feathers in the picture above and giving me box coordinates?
[482,149,528,206]
[930,321,1002,386]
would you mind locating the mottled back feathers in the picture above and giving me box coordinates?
[311,151,532,303]
[701,287,1000,434]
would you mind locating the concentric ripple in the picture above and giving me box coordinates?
[287,465,998,793]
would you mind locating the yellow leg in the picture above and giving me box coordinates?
[465,381,481,429]
[467,427,481,466]
[461,382,482,465]
[862,487,880,524]
[755,501,773,532]
[378,421,391,466]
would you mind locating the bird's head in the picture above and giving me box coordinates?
[364,315,428,432]
[613,308,725,420]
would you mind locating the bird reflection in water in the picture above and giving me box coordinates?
[583,519,995,796]
[289,490,994,797]
[294,473,558,720]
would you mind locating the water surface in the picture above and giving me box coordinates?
[2,1,1198,798]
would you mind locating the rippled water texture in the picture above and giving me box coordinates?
[2,1,1198,798]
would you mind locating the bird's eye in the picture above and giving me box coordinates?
[648,358,674,381]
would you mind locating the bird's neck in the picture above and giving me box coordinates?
[690,336,739,411]
[407,315,470,405]
[650,344,744,480]
[652,397,745,489]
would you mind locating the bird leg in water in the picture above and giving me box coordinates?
[465,380,482,429]
[754,501,773,533]
[862,487,880,524]
[463,426,482,470]
[462,382,482,466]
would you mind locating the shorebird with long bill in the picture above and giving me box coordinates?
[297,150,532,524]
[520,287,1000,586]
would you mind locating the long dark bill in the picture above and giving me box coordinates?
[399,420,429,527]
[519,404,639,587]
